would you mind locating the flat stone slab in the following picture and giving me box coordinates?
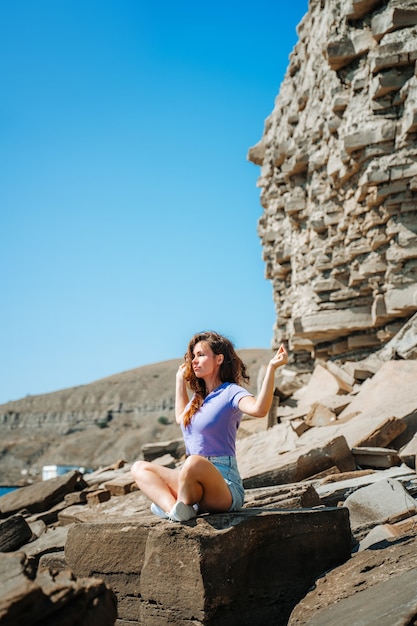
[20,524,71,558]
[296,566,417,626]
[289,532,417,625]
[344,477,417,531]
[58,491,150,525]
[0,471,84,517]
[351,446,400,469]
[244,483,320,509]
[337,360,417,424]
[65,507,351,626]
[240,435,355,488]
[297,364,352,408]
[315,465,416,507]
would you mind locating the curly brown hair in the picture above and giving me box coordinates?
[182,331,250,427]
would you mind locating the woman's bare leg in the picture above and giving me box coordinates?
[132,455,233,516]
[131,460,179,513]
[177,455,232,513]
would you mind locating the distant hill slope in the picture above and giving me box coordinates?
[0,349,273,485]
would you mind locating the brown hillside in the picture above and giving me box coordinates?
[0,349,274,485]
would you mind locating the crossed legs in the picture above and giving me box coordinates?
[131,454,233,515]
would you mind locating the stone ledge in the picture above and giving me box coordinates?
[65,508,351,626]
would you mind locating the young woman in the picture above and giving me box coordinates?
[131,331,288,522]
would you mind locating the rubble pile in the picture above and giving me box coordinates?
[1,319,417,625]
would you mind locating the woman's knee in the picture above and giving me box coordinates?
[131,460,150,481]
[181,454,207,477]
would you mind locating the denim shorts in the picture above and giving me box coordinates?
[206,455,245,512]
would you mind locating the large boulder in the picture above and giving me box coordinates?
[65,507,351,626]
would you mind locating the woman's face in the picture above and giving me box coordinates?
[191,341,223,379]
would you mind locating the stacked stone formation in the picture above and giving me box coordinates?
[249,0,417,363]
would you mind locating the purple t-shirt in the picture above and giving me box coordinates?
[181,382,252,457]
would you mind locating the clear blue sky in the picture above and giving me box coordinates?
[0,0,308,404]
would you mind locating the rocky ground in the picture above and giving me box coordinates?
[0,315,417,624]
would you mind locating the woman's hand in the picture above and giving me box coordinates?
[238,344,289,418]
[269,344,288,370]
[176,363,187,381]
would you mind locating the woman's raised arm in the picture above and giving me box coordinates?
[238,344,288,418]
[175,364,189,424]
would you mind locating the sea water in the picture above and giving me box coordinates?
[0,486,17,496]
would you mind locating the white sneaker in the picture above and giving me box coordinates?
[150,502,169,519]
[168,501,197,522]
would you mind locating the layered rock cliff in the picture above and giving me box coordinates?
[249,0,417,363]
